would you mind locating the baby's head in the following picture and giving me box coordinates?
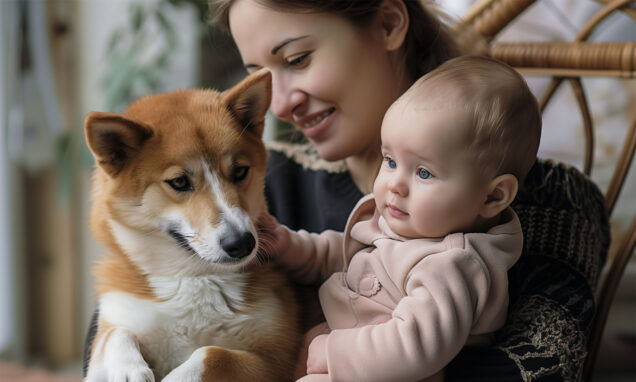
[411,55,542,182]
[373,55,541,238]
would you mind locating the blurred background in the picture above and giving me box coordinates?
[0,0,634,381]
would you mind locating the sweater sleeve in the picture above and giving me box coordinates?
[277,228,347,286]
[325,249,491,382]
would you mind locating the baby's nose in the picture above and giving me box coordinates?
[388,176,408,196]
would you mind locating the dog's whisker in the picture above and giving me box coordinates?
[238,124,251,138]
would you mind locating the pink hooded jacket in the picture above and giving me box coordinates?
[279,194,522,382]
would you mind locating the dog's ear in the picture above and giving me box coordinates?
[84,112,153,177]
[222,68,272,137]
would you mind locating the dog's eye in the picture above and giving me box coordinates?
[233,166,249,182]
[166,175,193,192]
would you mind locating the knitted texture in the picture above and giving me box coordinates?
[497,159,610,381]
[513,159,609,286]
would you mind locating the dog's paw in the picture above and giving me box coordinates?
[162,365,203,382]
[162,348,206,382]
[91,327,155,382]
[109,365,155,382]
[86,361,154,382]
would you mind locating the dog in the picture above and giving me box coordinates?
[84,69,300,382]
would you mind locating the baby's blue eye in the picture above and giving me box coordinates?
[417,168,432,179]
[387,158,396,169]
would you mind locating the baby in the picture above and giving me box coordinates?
[259,55,542,382]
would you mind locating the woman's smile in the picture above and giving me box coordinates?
[295,107,335,140]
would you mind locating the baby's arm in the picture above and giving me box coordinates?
[321,249,492,381]
[257,212,347,285]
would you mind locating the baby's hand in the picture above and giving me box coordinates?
[256,212,290,259]
[306,334,329,375]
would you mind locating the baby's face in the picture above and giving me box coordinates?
[373,98,491,238]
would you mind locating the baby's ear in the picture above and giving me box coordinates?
[479,174,518,219]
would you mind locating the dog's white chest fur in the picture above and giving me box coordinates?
[100,273,276,377]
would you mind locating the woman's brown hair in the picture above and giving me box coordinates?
[209,0,462,80]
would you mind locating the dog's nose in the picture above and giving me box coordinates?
[220,231,256,259]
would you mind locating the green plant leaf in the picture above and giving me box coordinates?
[106,29,124,54]
[131,3,146,32]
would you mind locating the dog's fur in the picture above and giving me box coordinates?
[84,69,299,381]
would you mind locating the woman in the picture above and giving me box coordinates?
[83,1,605,380]
[211,1,607,381]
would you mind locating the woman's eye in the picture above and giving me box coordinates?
[166,175,193,192]
[233,166,250,182]
[417,168,433,180]
[285,52,310,67]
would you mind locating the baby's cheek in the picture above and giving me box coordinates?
[414,200,445,229]
[373,175,389,200]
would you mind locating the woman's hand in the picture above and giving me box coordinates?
[256,212,290,259]
[306,334,329,375]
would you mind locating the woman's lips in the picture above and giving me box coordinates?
[387,204,408,218]
[296,108,335,140]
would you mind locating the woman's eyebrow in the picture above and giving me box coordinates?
[271,35,310,55]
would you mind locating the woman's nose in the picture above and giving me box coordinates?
[270,72,306,121]
[388,174,408,197]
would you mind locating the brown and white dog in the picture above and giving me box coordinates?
[84,69,299,381]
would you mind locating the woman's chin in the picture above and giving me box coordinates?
[311,141,348,162]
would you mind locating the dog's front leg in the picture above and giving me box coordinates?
[162,346,272,382]
[86,326,155,382]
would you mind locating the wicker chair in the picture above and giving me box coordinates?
[460,1,635,380]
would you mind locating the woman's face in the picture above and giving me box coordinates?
[228,0,408,161]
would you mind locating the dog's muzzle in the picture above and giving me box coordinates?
[220,231,256,259]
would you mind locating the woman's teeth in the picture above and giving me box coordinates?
[304,109,333,128]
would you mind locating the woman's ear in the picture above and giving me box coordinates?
[479,174,519,219]
[377,0,409,51]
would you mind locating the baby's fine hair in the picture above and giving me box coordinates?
[409,55,542,183]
